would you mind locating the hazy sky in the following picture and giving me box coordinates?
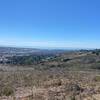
[0,0,100,49]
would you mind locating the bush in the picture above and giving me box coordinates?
[94,75,100,82]
[1,86,14,96]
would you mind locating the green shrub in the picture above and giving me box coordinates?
[94,75,100,82]
[1,86,14,96]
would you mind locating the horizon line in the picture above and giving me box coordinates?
[0,45,98,50]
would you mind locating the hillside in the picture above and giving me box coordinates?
[0,48,100,100]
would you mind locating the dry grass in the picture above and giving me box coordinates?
[0,69,100,100]
[0,51,100,100]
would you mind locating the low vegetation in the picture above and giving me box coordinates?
[0,49,100,100]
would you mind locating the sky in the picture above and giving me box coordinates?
[0,0,100,49]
